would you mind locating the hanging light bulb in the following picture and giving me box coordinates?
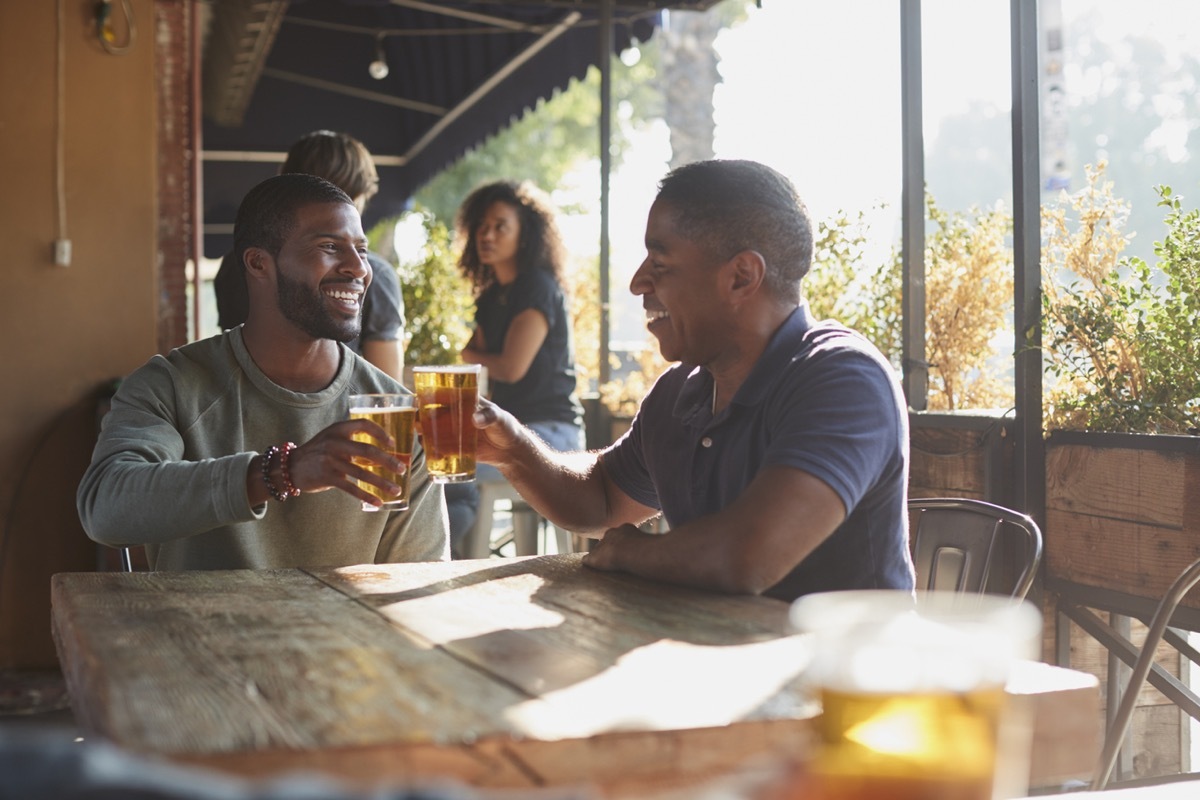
[368,33,389,80]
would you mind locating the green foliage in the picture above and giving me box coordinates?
[921,195,1013,411]
[806,198,1013,412]
[806,208,901,364]
[384,210,473,366]
[1042,164,1200,433]
[569,254,601,396]
[413,47,662,224]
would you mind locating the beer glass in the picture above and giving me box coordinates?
[789,590,1041,800]
[348,393,417,511]
[411,364,480,483]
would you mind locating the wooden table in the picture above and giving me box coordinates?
[51,554,1101,797]
[1025,783,1200,800]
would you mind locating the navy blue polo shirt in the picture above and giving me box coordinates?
[602,304,914,602]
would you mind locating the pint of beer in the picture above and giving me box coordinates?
[348,393,417,511]
[412,365,480,483]
[788,591,1041,800]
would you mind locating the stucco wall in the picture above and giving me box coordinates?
[0,0,158,667]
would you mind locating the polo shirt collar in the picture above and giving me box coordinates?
[671,302,813,425]
[733,303,814,408]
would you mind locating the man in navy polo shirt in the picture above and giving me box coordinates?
[473,159,913,602]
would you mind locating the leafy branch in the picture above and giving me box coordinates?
[1041,162,1200,433]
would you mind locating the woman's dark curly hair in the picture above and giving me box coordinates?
[455,180,568,295]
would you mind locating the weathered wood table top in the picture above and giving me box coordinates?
[51,554,1100,797]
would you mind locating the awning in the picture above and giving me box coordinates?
[200,0,719,258]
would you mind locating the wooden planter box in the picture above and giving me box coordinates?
[1045,431,1200,609]
[1044,430,1200,783]
[908,410,1014,503]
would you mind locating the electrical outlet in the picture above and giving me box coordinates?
[54,239,72,267]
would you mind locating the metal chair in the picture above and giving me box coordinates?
[909,497,1044,600]
[462,478,576,559]
[1090,555,1200,790]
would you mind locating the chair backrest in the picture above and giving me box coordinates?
[909,497,1044,599]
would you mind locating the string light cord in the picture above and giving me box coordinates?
[909,407,1017,458]
[56,0,67,249]
[96,0,136,56]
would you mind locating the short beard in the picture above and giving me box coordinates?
[276,269,361,343]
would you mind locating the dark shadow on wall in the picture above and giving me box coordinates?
[0,381,119,668]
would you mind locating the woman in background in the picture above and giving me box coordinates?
[445,180,584,557]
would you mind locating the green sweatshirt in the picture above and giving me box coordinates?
[77,328,448,570]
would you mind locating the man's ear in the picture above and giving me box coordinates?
[727,250,766,300]
[243,247,272,282]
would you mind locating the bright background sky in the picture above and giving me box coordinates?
[549,0,1200,345]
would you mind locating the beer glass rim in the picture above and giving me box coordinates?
[411,364,481,373]
[348,393,415,407]
[790,589,1040,632]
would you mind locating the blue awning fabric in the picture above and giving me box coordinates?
[200,1,689,258]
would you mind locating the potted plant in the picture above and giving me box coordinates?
[1039,162,1200,782]
[370,211,473,377]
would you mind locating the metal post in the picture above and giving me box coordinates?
[598,0,613,388]
[1010,0,1044,520]
[899,0,927,410]
[190,0,204,342]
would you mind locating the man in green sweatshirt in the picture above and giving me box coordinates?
[77,174,448,570]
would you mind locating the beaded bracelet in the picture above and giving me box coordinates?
[278,441,301,499]
[261,445,289,503]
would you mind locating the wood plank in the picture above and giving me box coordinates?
[1046,444,1186,530]
[312,556,816,736]
[910,427,990,496]
[51,569,537,755]
[171,719,812,793]
[908,485,984,502]
[1044,509,1200,607]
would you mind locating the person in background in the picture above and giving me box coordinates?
[443,180,585,558]
[214,130,406,380]
[467,159,913,601]
[79,174,447,570]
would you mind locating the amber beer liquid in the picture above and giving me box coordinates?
[348,395,416,511]
[797,684,1006,800]
[788,590,1042,800]
[413,366,479,483]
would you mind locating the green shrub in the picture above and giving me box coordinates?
[806,196,1013,412]
[371,211,473,367]
[1042,163,1200,433]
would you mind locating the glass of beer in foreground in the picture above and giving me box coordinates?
[412,364,480,483]
[788,590,1041,800]
[348,393,417,511]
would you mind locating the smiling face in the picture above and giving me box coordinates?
[630,199,732,366]
[474,200,522,279]
[271,201,371,343]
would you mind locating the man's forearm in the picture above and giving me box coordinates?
[78,452,258,547]
[584,519,764,595]
[496,429,612,533]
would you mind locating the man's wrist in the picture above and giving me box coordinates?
[260,442,301,502]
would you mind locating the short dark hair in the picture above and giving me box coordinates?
[655,160,814,297]
[233,174,354,266]
[281,130,379,206]
[454,180,568,294]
